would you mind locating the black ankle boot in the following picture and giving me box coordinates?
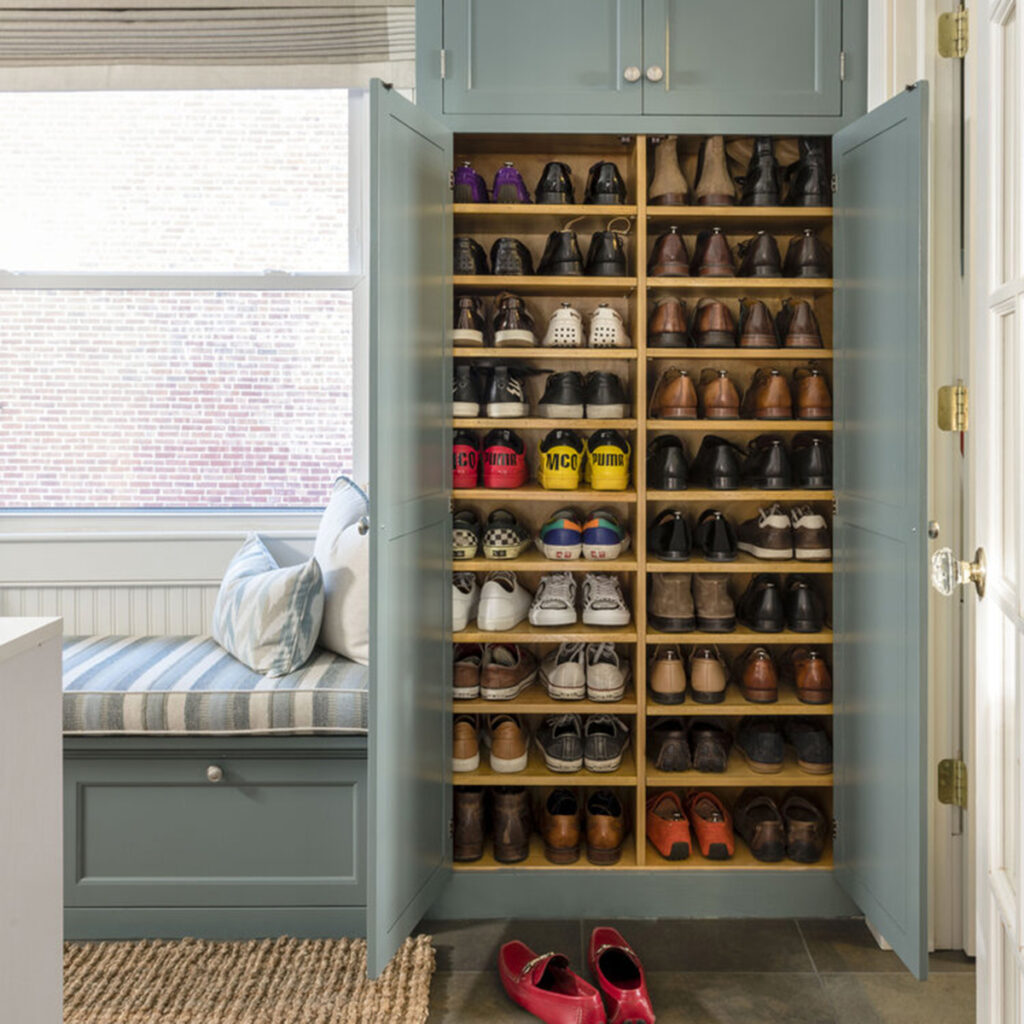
[740,137,782,206]
[585,230,628,276]
[785,138,831,207]
[535,161,576,204]
[538,230,584,275]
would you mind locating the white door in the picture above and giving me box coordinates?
[970,3,1024,1019]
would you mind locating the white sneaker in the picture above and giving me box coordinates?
[581,573,630,626]
[529,571,579,626]
[586,643,630,701]
[476,570,532,631]
[452,572,480,632]
[542,303,584,348]
[588,304,630,348]
[540,642,587,699]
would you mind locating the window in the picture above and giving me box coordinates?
[0,90,361,510]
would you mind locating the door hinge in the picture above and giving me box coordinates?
[938,6,969,59]
[448,815,455,839]
[839,50,846,81]
[937,381,968,431]
[830,173,838,195]
[448,496,454,514]
[831,816,838,840]
[440,48,448,79]
[831,497,838,519]
[938,758,968,808]
[448,170,454,191]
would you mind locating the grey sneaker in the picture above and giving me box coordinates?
[535,713,584,772]
[541,642,587,700]
[583,715,630,772]
[585,643,630,701]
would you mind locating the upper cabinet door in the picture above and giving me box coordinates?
[442,0,644,116]
[642,0,843,117]
[831,84,929,981]
[366,81,453,978]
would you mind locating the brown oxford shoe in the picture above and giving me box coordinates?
[789,646,833,704]
[739,298,780,348]
[694,134,737,205]
[453,786,485,861]
[649,135,691,205]
[793,366,833,420]
[540,787,582,864]
[742,367,794,420]
[492,785,531,863]
[690,227,736,277]
[648,226,691,276]
[740,646,779,703]
[690,297,737,348]
[777,298,824,348]
[737,230,783,277]
[650,366,699,419]
[784,228,832,278]
[700,368,741,420]
[586,789,626,865]
[649,296,690,348]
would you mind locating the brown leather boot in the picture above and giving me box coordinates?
[700,369,740,419]
[650,367,698,419]
[649,644,686,704]
[540,787,581,864]
[453,786,485,861]
[649,135,690,205]
[737,230,783,277]
[790,647,832,704]
[740,646,778,703]
[794,367,832,419]
[739,298,780,348]
[694,135,736,205]
[742,368,793,419]
[692,574,735,632]
[778,298,823,348]
[586,789,626,865]
[784,228,832,277]
[690,227,735,276]
[689,645,727,703]
[492,786,531,863]
[648,296,689,348]
[690,297,737,347]
[649,573,695,632]
[648,226,690,276]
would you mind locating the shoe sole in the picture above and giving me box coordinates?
[453,401,480,417]
[529,609,578,627]
[537,744,583,773]
[494,331,536,346]
[452,544,478,560]
[660,841,691,860]
[489,751,528,773]
[695,617,736,632]
[790,620,825,633]
[588,477,630,491]
[582,543,626,560]
[538,476,583,491]
[754,408,794,419]
[741,688,778,703]
[452,330,485,345]
[745,618,784,633]
[486,402,529,417]
[795,548,832,560]
[544,844,580,864]
[493,185,527,203]
[586,844,622,865]
[797,759,833,774]
[796,689,833,705]
[452,753,480,772]
[586,405,628,418]
[541,340,584,348]
[649,615,696,632]
[537,542,583,560]
[483,541,530,559]
[481,670,537,700]
[690,690,726,704]
[738,541,794,560]
[651,691,686,705]
[798,477,831,489]
[539,403,585,418]
[741,750,784,774]
[586,683,627,702]
[582,610,631,626]
[476,608,528,631]
[648,332,688,347]
[584,753,624,772]
[655,408,699,419]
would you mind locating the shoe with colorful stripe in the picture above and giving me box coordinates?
[536,508,584,560]
[581,509,630,560]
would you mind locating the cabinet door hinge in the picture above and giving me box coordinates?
[839,50,846,81]
[831,816,838,840]
[440,48,448,79]
[448,815,455,839]
[448,496,454,514]
[448,170,454,191]
[830,173,838,195]
[937,381,968,431]
[938,6,969,59]
[938,758,968,808]
[831,497,838,519]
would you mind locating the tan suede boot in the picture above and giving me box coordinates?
[649,135,690,205]
[694,135,736,205]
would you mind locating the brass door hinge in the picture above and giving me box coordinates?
[938,758,968,807]
[938,7,969,59]
[937,382,968,431]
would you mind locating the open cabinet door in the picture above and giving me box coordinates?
[832,83,929,980]
[367,81,453,978]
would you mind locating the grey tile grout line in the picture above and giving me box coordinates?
[796,919,844,1024]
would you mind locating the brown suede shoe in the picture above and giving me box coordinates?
[781,793,827,863]
[690,297,737,348]
[454,786,485,861]
[778,298,824,348]
[492,786,531,863]
[649,644,687,704]
[586,789,626,865]
[486,713,529,773]
[689,645,727,703]
[540,787,582,864]
[790,647,833,704]
[649,135,690,205]
[650,367,698,419]
[793,367,833,419]
[742,367,794,420]
[739,646,779,703]
[649,296,689,348]
[649,573,695,632]
[739,298,780,348]
[690,227,736,277]
[692,573,735,632]
[700,369,741,419]
[694,135,736,205]
[453,714,481,773]
[734,789,786,862]
[648,226,690,276]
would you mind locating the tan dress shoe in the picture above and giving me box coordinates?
[540,787,582,864]
[740,646,779,703]
[690,297,736,347]
[649,644,686,705]
[649,296,689,348]
[586,790,626,865]
[648,226,690,276]
[742,367,794,420]
[689,645,727,704]
[794,367,833,420]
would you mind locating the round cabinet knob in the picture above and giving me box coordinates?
[623,66,641,83]
[206,765,223,783]
[646,65,664,82]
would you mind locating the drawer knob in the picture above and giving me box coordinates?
[206,765,224,783]
[646,65,664,83]
[623,65,641,83]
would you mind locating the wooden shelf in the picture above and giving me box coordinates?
[647,278,832,293]
[646,748,832,787]
[454,275,637,294]
[646,206,833,225]
[647,419,833,432]
[457,746,638,786]
[647,489,833,502]
[645,627,833,644]
[454,346,638,360]
[644,838,833,871]
[455,833,639,871]
[454,485,638,502]
[455,202,638,217]
[647,348,832,360]
[457,622,638,643]
[456,418,637,430]
[457,553,638,571]
[647,556,832,574]
[646,683,832,716]
[457,682,638,714]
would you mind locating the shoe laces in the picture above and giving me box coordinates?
[585,574,624,608]
[556,641,586,665]
[547,713,581,737]
[757,503,786,526]
[454,572,476,594]
[538,572,576,606]
[587,642,619,667]
[484,569,517,592]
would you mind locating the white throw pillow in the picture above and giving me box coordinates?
[314,477,370,665]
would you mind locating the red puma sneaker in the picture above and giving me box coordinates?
[453,429,480,489]
[587,927,655,1024]
[483,428,528,489]
[498,940,606,1024]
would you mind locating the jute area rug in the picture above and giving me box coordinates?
[64,935,435,1024]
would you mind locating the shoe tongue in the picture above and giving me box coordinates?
[695,797,723,822]
[493,644,517,667]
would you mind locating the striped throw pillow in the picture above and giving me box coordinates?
[212,534,325,677]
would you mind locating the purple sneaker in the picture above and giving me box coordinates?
[454,161,488,203]
[492,162,532,204]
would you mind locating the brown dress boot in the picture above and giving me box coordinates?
[649,296,689,348]
[790,647,833,704]
[540,787,581,864]
[648,226,690,276]
[690,297,737,347]
[742,368,794,419]
[778,298,824,348]
[492,786,531,863]
[783,228,832,277]
[689,645,727,703]
[453,786,485,861]
[739,298,780,347]
[649,136,690,205]
[690,227,736,277]
[794,367,832,419]
[649,644,686,704]
[692,573,735,632]
[650,367,698,419]
[586,789,626,865]
[694,135,736,205]
[740,646,779,702]
[649,573,695,632]
[700,369,741,419]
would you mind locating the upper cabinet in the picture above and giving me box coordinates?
[417,0,866,133]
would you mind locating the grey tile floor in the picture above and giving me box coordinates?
[420,918,974,1023]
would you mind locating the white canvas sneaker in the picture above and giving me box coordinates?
[528,572,579,626]
[475,570,532,631]
[540,642,587,700]
[587,304,631,348]
[585,643,631,702]
[581,573,630,626]
[452,572,480,632]
[541,303,584,348]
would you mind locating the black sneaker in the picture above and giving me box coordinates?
[539,371,586,418]
[453,364,481,417]
[483,366,529,418]
[535,713,584,772]
[492,293,537,347]
[453,295,486,346]
[585,371,629,418]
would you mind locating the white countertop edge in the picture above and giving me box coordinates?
[0,617,63,666]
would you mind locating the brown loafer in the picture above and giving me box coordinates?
[733,788,786,861]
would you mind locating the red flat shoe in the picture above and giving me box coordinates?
[499,940,607,1024]
[587,927,656,1024]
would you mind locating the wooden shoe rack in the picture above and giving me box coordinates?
[451,133,834,872]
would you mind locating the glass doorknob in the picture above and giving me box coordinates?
[930,546,986,599]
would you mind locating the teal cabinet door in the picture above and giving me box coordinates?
[442,0,644,116]
[832,84,929,980]
[642,0,843,116]
[367,82,453,978]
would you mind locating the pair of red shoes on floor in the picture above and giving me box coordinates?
[499,926,654,1024]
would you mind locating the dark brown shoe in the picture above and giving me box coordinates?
[648,226,690,276]
[777,298,823,348]
[692,573,735,632]
[492,786,531,863]
[649,573,695,632]
[739,646,779,703]
[690,298,737,348]
[742,368,794,420]
[700,369,740,419]
[737,230,783,277]
[540,787,582,864]
[649,297,690,348]
[739,298,779,348]
[690,227,736,277]
[689,718,732,772]
[737,503,794,561]
[784,228,832,278]
[793,367,832,419]
[649,135,690,205]
[789,647,833,704]
[649,716,691,771]
[781,793,827,863]
[453,786,485,861]
[586,789,626,865]
[694,135,736,205]
[650,367,698,419]
[734,789,786,861]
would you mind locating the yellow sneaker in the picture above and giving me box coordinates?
[537,429,585,490]
[584,429,631,491]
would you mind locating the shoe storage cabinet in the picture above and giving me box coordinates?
[451,133,835,872]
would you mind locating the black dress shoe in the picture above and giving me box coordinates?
[739,137,782,206]
[538,371,586,419]
[585,230,628,276]
[688,719,732,773]
[491,237,534,275]
[786,575,825,632]
[737,716,785,772]
[585,161,627,204]
[454,236,488,274]
[783,718,833,773]
[786,138,831,207]
[538,230,584,275]
[792,433,832,489]
[585,371,629,418]
[647,435,689,490]
[535,161,576,204]
[649,717,691,772]
[784,229,832,277]
[737,230,783,277]
[694,509,738,561]
[741,435,792,490]
[649,509,692,561]
[739,574,786,632]
[690,435,745,490]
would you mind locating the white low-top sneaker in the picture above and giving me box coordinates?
[541,303,584,348]
[540,642,587,699]
[581,573,630,626]
[452,572,480,632]
[476,570,532,631]
[529,572,579,627]
[588,304,631,348]
[586,642,631,702]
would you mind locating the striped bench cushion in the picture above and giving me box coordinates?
[63,636,368,735]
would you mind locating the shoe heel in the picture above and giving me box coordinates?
[796,688,833,704]
[544,844,580,864]
[709,474,740,490]
[493,843,529,863]
[799,476,831,489]
[586,844,622,866]
[741,687,778,703]
[756,407,793,419]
